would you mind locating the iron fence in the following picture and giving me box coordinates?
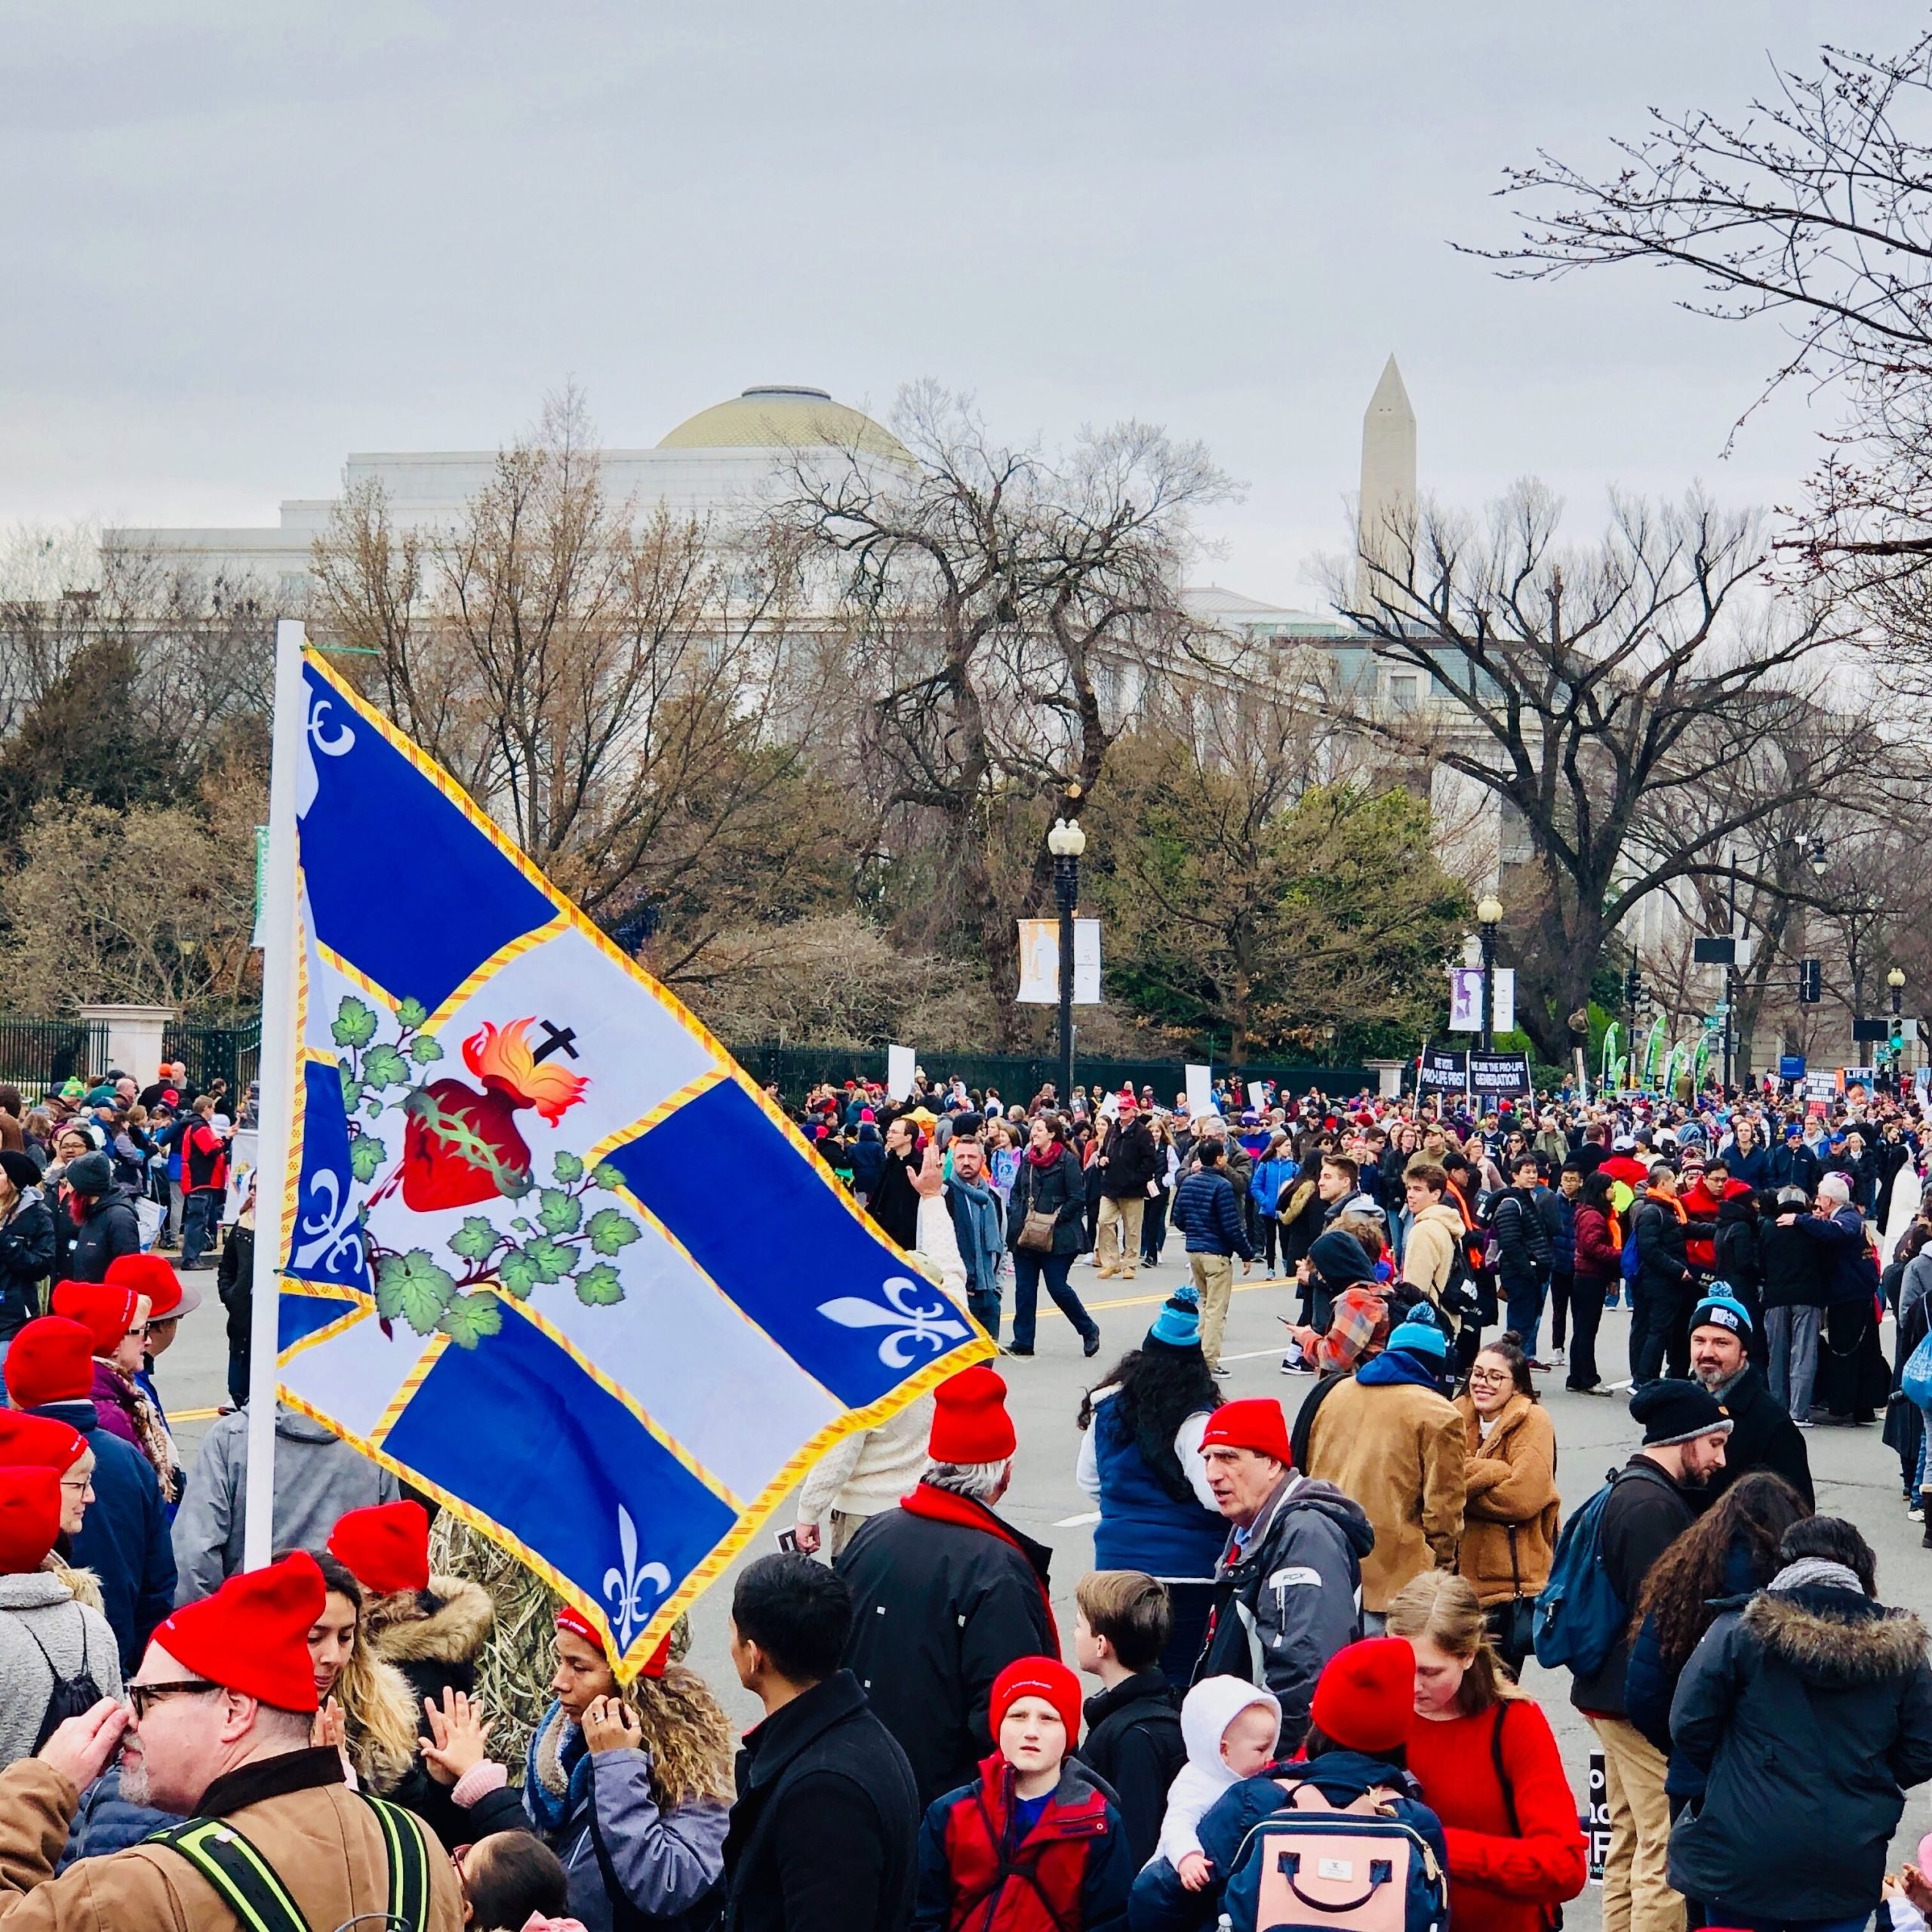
[0,1017,111,1097]
[162,1016,263,1100]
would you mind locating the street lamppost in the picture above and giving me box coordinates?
[1476,894,1503,1053]
[1047,813,1087,1108]
[1890,965,1907,1084]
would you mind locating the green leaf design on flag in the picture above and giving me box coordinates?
[524,1236,574,1284]
[349,1134,386,1184]
[591,1161,625,1191]
[536,1188,582,1237]
[574,1263,624,1306]
[438,1293,503,1349]
[332,996,379,1049]
[552,1150,585,1184]
[586,1207,643,1257]
[376,1251,456,1337]
[498,1251,540,1298]
[339,1070,365,1112]
[361,1043,409,1091]
[408,1034,444,1064]
[395,997,429,1029]
[449,1216,497,1263]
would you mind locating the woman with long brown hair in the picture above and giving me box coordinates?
[1621,1469,1809,1811]
[1387,1571,1587,1932]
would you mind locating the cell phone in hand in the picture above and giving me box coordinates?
[776,1528,800,1554]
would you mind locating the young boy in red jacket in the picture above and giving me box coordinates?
[912,1656,1135,1932]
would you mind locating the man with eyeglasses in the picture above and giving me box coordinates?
[0,1551,463,1929]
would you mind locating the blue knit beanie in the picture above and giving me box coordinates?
[1387,1315,1447,1360]
[1146,1289,1201,1351]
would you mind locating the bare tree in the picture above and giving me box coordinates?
[769,383,1232,1043]
[1472,29,1932,656]
[1327,481,1876,1063]
[308,392,847,980]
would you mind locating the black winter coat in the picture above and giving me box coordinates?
[835,1494,1057,1810]
[722,1671,918,1932]
[0,1192,54,1340]
[55,1187,140,1284]
[1700,1363,1814,1509]
[1075,1669,1183,1869]
[1004,1147,1087,1258]
[1631,1197,1694,1299]
[1768,1141,1822,1193]
[1098,1118,1159,1201]
[1568,1457,1697,1716]
[1669,1582,1932,1920]
[1757,1218,1826,1309]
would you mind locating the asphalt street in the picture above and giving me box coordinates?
[154,1252,1932,1927]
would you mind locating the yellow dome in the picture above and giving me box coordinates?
[657,386,906,460]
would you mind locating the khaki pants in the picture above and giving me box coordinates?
[1191,1252,1235,1367]
[1589,1713,1683,1932]
[1095,1195,1144,1275]
[826,1510,864,1559]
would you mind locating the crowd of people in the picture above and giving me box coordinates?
[0,1061,1930,1928]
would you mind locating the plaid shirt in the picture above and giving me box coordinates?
[1310,1282,1390,1374]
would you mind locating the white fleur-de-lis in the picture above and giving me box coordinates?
[602,1505,671,1651]
[290,1167,365,1277]
[819,1275,971,1368]
[296,688,358,819]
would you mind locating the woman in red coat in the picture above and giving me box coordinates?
[1386,1571,1586,1932]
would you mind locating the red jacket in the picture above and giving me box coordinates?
[1404,1698,1587,1932]
[912,1753,1134,1932]
[1680,1176,1751,1272]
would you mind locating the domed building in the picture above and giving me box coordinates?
[106,384,909,601]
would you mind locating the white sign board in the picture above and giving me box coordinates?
[1494,968,1515,1036]
[1185,1063,1214,1118]
[1016,919,1103,1004]
[885,1044,916,1101]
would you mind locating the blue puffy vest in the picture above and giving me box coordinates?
[1092,1396,1228,1581]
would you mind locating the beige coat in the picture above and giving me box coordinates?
[0,1752,464,1932]
[1401,1201,1465,1305]
[1454,1391,1560,1606]
[1306,1373,1466,1613]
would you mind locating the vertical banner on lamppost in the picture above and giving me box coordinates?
[1492,968,1515,1035]
[1447,968,1483,1032]
[1015,920,1102,1003]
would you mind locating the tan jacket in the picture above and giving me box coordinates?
[1454,1392,1561,1607]
[1401,1201,1465,1304]
[1306,1373,1466,1612]
[0,1749,464,1932]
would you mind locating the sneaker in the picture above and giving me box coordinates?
[1548,1348,1566,1367]
[1911,1506,1925,1523]
[1082,1331,1102,1358]
[1211,1364,1233,1379]
[1527,1358,1555,1373]
[1280,1356,1315,1376]
[1794,1417,1815,1429]
[1575,1383,1616,1398]
[1008,1345,1035,1357]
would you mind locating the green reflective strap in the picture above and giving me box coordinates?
[361,1792,432,1932]
[143,1818,309,1932]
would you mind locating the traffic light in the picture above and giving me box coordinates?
[1623,964,1643,1009]
[1798,958,1823,1004]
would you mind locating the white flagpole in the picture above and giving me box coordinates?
[242,618,309,1571]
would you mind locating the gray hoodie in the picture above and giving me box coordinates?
[170,1403,399,1604]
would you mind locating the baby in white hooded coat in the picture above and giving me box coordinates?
[1157,1675,1283,1889]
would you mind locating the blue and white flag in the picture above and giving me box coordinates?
[273,650,989,1674]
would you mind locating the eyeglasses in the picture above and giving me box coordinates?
[128,1679,218,1719]
[1466,1367,1512,1386]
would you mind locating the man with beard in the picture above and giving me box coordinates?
[0,1552,460,1928]
[1687,1294,1813,1507]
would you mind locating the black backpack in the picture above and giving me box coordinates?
[23,1609,106,1754]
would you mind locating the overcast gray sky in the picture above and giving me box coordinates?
[0,1,1901,605]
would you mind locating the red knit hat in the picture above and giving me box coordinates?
[150,1552,328,1712]
[554,1604,670,1676]
[928,1364,1017,1463]
[1309,1638,1415,1755]
[991,1656,1082,1746]
[2,1317,95,1407]
[0,1412,86,1473]
[106,1251,192,1321]
[327,1500,430,1596]
[1200,1398,1293,1466]
[0,1467,62,1574]
[50,1281,143,1357]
